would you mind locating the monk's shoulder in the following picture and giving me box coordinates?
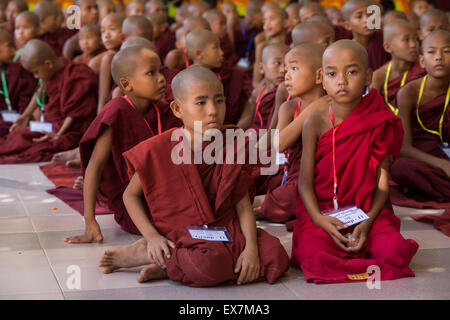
[304,106,328,136]
[254,32,265,45]
[398,77,421,105]
[372,63,388,88]
[279,99,298,117]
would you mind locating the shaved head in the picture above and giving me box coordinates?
[33,1,60,19]
[188,1,210,17]
[202,9,226,25]
[186,29,217,59]
[419,9,449,29]
[122,15,153,41]
[262,2,287,19]
[383,10,408,25]
[246,0,262,15]
[323,39,368,69]
[102,12,125,27]
[341,0,374,21]
[111,46,159,89]
[79,23,101,37]
[383,19,415,43]
[8,0,28,12]
[262,43,289,64]
[306,14,332,26]
[292,21,335,46]
[21,39,58,68]
[147,11,166,26]
[299,3,324,22]
[287,43,326,72]
[121,36,156,51]
[183,16,210,34]
[422,29,450,53]
[0,28,12,43]
[172,65,222,102]
[16,11,40,28]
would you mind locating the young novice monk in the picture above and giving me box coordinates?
[98,0,116,22]
[391,30,450,203]
[186,29,252,127]
[147,12,175,62]
[0,29,37,137]
[64,46,167,242]
[14,12,39,61]
[342,0,391,71]
[291,40,418,284]
[126,1,145,16]
[0,39,97,164]
[419,9,449,40]
[122,14,153,42]
[73,24,103,67]
[371,20,425,114]
[285,3,301,33]
[4,0,28,35]
[260,44,329,224]
[99,65,290,286]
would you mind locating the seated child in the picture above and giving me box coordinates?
[419,9,449,40]
[285,2,301,33]
[383,10,408,26]
[299,2,324,23]
[147,12,175,61]
[98,0,116,22]
[406,11,420,31]
[98,65,290,287]
[0,39,97,164]
[145,0,168,20]
[325,6,345,27]
[73,24,104,67]
[13,11,39,62]
[64,45,168,242]
[187,1,210,17]
[412,0,432,18]
[186,29,252,127]
[122,14,153,42]
[341,0,391,71]
[170,2,188,33]
[0,29,37,137]
[4,0,28,35]
[291,39,418,284]
[126,1,145,16]
[221,1,239,47]
[391,30,450,203]
[260,43,329,224]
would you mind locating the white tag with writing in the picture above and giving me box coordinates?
[1,111,20,122]
[29,120,53,133]
[186,226,232,242]
[323,205,370,228]
[237,57,250,69]
[440,144,450,159]
[276,152,287,165]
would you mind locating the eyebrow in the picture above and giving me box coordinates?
[288,60,298,64]
[194,95,208,100]
[325,64,361,69]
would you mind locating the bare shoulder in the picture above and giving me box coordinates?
[304,106,328,137]
[254,32,265,45]
[398,77,421,107]
[372,63,388,91]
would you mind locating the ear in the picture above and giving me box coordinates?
[344,21,352,31]
[418,29,424,41]
[120,77,132,92]
[119,33,126,44]
[44,59,54,69]
[258,61,264,75]
[170,99,183,120]
[383,41,392,54]
[315,67,323,85]
[365,68,373,86]
[419,54,425,68]
[194,48,203,61]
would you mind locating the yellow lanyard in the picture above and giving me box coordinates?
[416,75,450,140]
[384,61,409,115]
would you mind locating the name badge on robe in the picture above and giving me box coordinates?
[322,205,370,228]
[276,152,287,165]
[237,57,250,69]
[1,111,20,123]
[440,143,450,159]
[186,226,232,242]
[29,120,53,133]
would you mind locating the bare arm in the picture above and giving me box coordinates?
[63,33,80,60]
[97,52,114,113]
[269,82,289,130]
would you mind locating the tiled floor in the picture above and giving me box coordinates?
[0,163,449,300]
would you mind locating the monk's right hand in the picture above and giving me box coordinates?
[9,115,29,132]
[145,235,175,270]
[64,220,103,244]
[313,215,351,252]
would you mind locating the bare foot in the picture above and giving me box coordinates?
[52,148,79,162]
[99,238,150,274]
[66,159,81,168]
[73,176,83,189]
[137,264,167,283]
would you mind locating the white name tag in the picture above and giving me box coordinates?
[441,145,450,159]
[237,57,250,69]
[1,111,20,122]
[276,152,287,165]
[186,226,232,242]
[323,205,370,228]
[29,120,53,133]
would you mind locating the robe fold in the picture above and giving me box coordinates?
[367,31,391,71]
[291,89,418,284]
[123,126,290,287]
[391,93,450,203]
[220,35,239,67]
[154,29,176,62]
[412,209,450,237]
[0,59,97,163]
[79,97,160,235]
[333,25,353,41]
[38,28,79,57]
[0,62,38,137]
[251,87,277,131]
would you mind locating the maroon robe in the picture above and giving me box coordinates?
[220,35,239,66]
[334,25,353,41]
[0,62,38,137]
[234,21,261,64]
[38,28,79,57]
[367,31,391,71]
[391,92,450,203]
[154,29,176,62]
[291,89,418,284]
[123,126,290,287]
[251,86,277,131]
[0,59,97,163]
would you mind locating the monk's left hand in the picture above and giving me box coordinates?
[347,220,372,253]
[234,246,260,285]
[32,132,57,142]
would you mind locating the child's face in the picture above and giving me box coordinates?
[175,80,226,136]
[99,2,116,22]
[222,4,237,19]
[23,60,55,81]
[262,49,286,86]
[40,15,61,34]
[15,17,38,47]
[152,22,166,39]
[314,28,335,48]
[322,48,371,104]
[284,50,319,97]
[413,1,430,17]
[346,3,375,37]
[286,7,300,32]
[420,16,449,40]
[128,3,145,16]
[101,16,123,50]
[127,50,166,101]
[420,34,450,78]
[198,39,223,69]
[0,38,15,63]
[263,9,285,38]
[328,10,345,27]
[78,30,101,55]
[80,0,99,25]
[148,2,167,20]
[210,16,227,39]
[387,27,419,62]
[299,8,321,23]
[6,2,22,25]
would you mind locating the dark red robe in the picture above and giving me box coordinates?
[391,92,450,203]
[0,59,97,163]
[123,126,290,287]
[291,89,418,284]
[367,31,391,71]
[220,34,239,66]
[334,25,353,41]
[234,21,261,64]
[251,86,277,131]
[154,29,176,62]
[38,28,79,57]
[0,62,38,137]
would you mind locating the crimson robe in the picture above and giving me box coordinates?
[220,35,239,66]
[291,89,418,284]
[0,62,38,137]
[0,59,97,163]
[154,29,176,62]
[381,60,426,111]
[123,126,290,287]
[38,28,79,57]
[367,31,391,71]
[391,93,450,203]
[251,87,277,131]
[334,25,353,41]
[234,21,261,64]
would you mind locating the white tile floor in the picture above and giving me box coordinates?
[0,163,449,300]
